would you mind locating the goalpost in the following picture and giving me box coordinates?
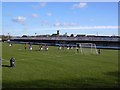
[77,43,98,55]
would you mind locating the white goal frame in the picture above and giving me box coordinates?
[77,43,98,54]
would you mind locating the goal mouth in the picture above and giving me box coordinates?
[76,43,98,55]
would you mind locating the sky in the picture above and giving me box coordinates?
[2,2,119,36]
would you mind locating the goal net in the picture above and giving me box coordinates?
[76,43,98,55]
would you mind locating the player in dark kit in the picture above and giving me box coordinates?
[10,57,15,67]
[76,47,79,53]
[98,49,101,54]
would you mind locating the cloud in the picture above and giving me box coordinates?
[72,3,87,8]
[12,16,26,25]
[60,26,119,30]
[39,2,46,7]
[69,22,79,26]
[31,13,39,18]
[54,22,79,27]
[89,18,95,21]
[54,22,62,27]
[41,20,49,25]
[32,2,47,9]
[46,12,52,16]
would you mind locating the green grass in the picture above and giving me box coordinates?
[2,42,119,88]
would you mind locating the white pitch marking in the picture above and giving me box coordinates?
[18,49,22,50]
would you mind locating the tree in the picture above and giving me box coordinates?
[70,34,74,37]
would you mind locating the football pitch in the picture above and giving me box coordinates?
[2,42,119,88]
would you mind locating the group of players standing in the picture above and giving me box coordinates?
[38,45,48,51]
[24,43,100,54]
[58,45,101,54]
[24,43,48,51]
[58,45,74,50]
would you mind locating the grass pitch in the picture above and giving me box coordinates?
[2,43,119,88]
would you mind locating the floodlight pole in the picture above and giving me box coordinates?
[35,33,37,37]
[8,33,10,40]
